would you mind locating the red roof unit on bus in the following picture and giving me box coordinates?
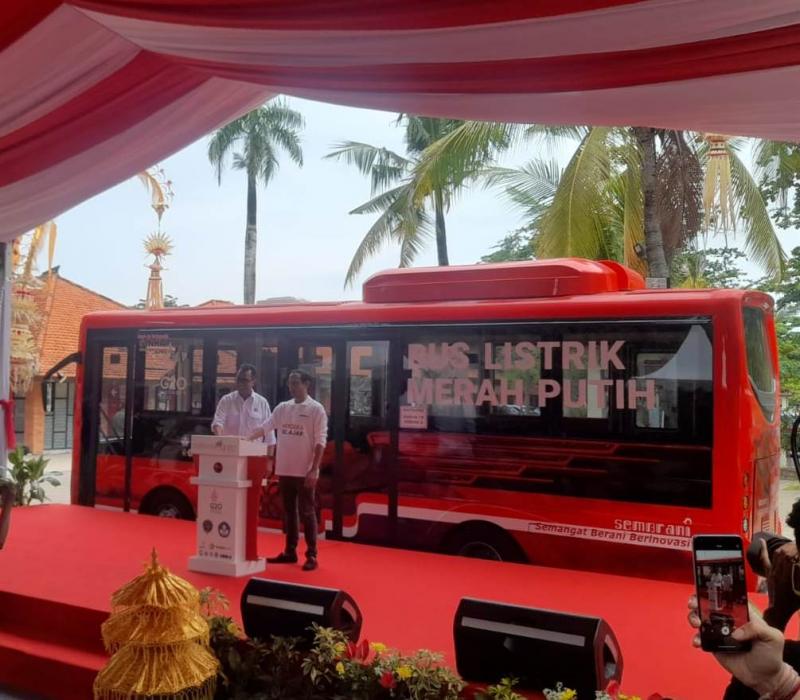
[362,258,646,304]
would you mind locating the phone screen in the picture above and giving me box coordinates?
[693,535,750,652]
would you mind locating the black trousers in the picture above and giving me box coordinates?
[279,476,317,559]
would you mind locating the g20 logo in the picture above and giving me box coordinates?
[159,376,188,391]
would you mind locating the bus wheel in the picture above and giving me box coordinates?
[141,489,194,520]
[441,522,527,564]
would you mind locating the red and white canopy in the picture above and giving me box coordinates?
[2,0,800,241]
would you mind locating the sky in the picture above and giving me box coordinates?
[44,97,797,306]
[49,97,528,307]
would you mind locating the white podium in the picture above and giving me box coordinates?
[188,435,267,577]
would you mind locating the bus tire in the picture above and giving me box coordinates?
[441,522,527,564]
[141,489,194,520]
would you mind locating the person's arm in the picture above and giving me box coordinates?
[762,542,800,633]
[305,406,328,486]
[249,406,277,441]
[211,395,227,436]
[262,403,277,475]
[688,595,800,699]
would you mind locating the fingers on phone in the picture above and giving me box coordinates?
[688,611,701,629]
[692,634,702,648]
[687,594,698,610]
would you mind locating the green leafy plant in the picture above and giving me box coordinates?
[476,677,525,699]
[4,446,61,506]
[206,614,464,699]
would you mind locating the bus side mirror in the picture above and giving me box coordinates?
[40,351,81,410]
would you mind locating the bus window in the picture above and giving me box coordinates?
[260,344,278,407]
[561,331,612,421]
[132,333,207,460]
[98,347,128,456]
[138,334,203,414]
[401,332,544,434]
[743,307,777,421]
[348,343,388,419]
[297,345,334,416]
[94,345,130,508]
[396,323,711,509]
[215,344,238,403]
[343,341,391,538]
[634,324,712,430]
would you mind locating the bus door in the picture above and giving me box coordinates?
[286,337,396,544]
[80,336,135,510]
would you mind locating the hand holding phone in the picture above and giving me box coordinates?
[693,535,751,652]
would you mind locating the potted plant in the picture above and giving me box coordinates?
[4,446,62,506]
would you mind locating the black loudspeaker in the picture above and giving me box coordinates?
[453,598,623,697]
[241,578,362,646]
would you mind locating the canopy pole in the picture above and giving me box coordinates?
[0,242,11,470]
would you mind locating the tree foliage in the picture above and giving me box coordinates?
[756,247,800,417]
[755,141,800,230]
[479,228,535,263]
[670,247,751,289]
[208,99,304,303]
[328,115,503,286]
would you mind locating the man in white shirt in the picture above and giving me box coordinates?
[249,369,328,571]
[211,364,276,454]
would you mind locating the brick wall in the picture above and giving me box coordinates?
[23,379,44,454]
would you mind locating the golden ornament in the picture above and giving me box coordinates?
[93,549,218,700]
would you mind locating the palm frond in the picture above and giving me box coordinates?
[535,127,613,259]
[208,101,303,186]
[402,115,464,155]
[620,165,646,274]
[484,159,562,220]
[523,124,589,153]
[656,130,703,259]
[348,184,413,216]
[753,139,800,218]
[207,120,247,184]
[262,97,306,131]
[410,121,520,205]
[325,142,410,194]
[729,151,786,279]
[399,214,434,267]
[344,183,428,286]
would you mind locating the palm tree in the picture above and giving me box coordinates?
[326,115,501,286]
[208,99,304,304]
[413,123,786,281]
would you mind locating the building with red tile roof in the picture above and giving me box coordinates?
[15,269,125,453]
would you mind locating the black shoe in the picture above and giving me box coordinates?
[267,552,298,564]
[302,557,318,571]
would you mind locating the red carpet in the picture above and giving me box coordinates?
[0,505,753,699]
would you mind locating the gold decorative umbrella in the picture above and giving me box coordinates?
[93,549,218,700]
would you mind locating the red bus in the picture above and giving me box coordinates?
[64,259,781,582]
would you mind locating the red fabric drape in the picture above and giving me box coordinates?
[179,23,800,95]
[0,397,16,451]
[0,52,205,187]
[72,0,643,30]
[2,0,800,240]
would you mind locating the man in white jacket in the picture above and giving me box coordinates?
[211,364,275,451]
[250,369,327,571]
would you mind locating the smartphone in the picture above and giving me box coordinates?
[692,535,750,652]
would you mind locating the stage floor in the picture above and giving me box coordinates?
[0,505,736,699]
